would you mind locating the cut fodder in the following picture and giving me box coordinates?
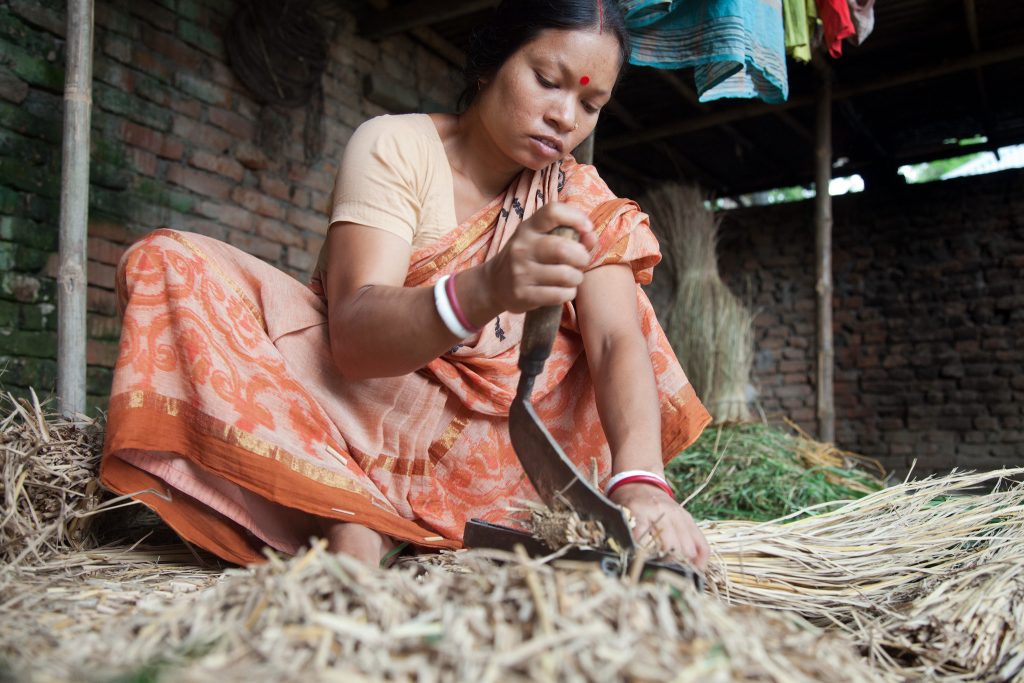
[667,421,886,522]
[642,182,755,424]
[0,389,106,568]
[1,542,883,683]
[701,467,1024,680]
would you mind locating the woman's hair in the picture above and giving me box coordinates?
[458,0,631,112]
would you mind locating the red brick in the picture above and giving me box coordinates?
[172,116,233,153]
[309,191,330,215]
[169,97,202,119]
[287,207,328,234]
[123,121,165,155]
[287,248,315,272]
[88,221,137,245]
[130,0,176,31]
[87,286,119,316]
[128,147,158,176]
[88,314,122,340]
[208,60,238,89]
[87,338,121,367]
[132,46,175,83]
[290,187,310,209]
[255,217,304,248]
[87,261,118,289]
[259,175,290,201]
[197,201,253,231]
[231,186,287,220]
[166,165,233,201]
[289,165,334,194]
[228,231,282,262]
[235,141,270,171]
[208,106,256,139]
[190,150,244,182]
[142,25,203,71]
[159,137,185,161]
[88,238,128,266]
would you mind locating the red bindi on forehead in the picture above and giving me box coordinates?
[580,75,590,86]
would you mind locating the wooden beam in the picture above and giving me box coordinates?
[362,0,498,40]
[813,61,835,443]
[409,26,466,69]
[601,43,1024,152]
[58,0,94,416]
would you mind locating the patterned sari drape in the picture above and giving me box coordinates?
[101,156,711,565]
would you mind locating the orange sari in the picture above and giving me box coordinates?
[100,156,711,565]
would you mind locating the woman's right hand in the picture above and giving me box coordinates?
[483,201,598,314]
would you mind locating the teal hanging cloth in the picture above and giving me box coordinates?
[623,0,789,104]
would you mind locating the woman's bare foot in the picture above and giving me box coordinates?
[320,520,397,566]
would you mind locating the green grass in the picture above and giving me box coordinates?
[668,422,886,522]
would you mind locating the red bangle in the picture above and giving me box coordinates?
[606,474,675,499]
[445,273,481,334]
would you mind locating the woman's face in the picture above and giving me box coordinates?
[475,27,622,170]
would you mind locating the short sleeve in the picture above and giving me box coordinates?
[329,116,423,244]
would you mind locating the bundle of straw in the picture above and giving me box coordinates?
[702,468,1024,680]
[667,422,886,521]
[641,183,754,424]
[0,390,106,569]
[1,542,881,683]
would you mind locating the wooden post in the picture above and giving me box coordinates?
[57,0,94,417]
[814,63,835,443]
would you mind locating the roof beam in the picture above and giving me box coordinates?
[362,0,498,40]
[601,43,1024,152]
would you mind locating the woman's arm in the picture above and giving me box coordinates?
[576,263,709,569]
[324,202,597,380]
[576,263,663,474]
[322,222,497,379]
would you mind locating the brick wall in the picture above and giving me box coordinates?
[0,0,462,413]
[715,169,1024,476]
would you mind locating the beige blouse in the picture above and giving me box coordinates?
[329,113,459,249]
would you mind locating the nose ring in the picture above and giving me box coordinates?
[573,121,579,131]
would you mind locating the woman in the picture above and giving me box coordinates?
[100,0,712,570]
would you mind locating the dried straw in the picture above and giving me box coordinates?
[642,183,755,424]
[0,390,106,568]
[1,542,881,683]
[3,393,1022,681]
[701,468,1024,680]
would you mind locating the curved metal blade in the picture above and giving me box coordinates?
[509,397,635,553]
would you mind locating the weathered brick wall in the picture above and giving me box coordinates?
[0,0,462,413]
[716,170,1024,476]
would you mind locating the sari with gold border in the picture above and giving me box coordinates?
[100,155,711,565]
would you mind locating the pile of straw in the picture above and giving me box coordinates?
[2,393,1022,681]
[2,542,880,683]
[703,468,1024,680]
[0,390,106,569]
[667,421,886,521]
[642,183,755,424]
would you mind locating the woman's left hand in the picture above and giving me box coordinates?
[609,483,709,571]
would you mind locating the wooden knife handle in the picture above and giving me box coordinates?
[518,226,580,379]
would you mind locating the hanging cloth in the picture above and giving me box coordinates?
[846,0,875,46]
[815,0,855,58]
[783,0,817,63]
[624,0,789,104]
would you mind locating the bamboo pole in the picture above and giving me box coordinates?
[813,63,835,443]
[57,0,94,417]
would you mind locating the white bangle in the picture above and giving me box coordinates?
[604,469,671,496]
[433,275,475,339]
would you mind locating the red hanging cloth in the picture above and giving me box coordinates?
[816,0,856,57]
